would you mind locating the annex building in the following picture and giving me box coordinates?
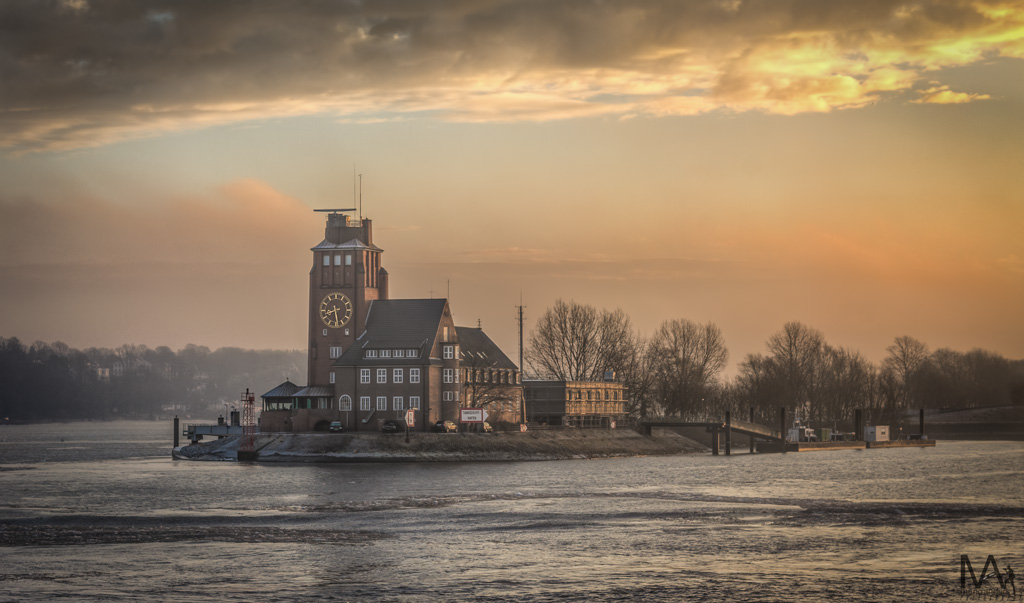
[523,376,628,428]
[260,210,521,432]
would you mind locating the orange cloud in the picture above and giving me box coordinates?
[911,85,992,103]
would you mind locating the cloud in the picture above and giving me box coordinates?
[911,84,992,103]
[1,0,1022,151]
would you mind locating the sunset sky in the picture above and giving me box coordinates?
[1,0,1022,374]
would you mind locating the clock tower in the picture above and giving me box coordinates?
[307,209,389,388]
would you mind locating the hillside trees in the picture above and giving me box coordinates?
[0,337,304,422]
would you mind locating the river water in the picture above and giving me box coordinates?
[1,421,1021,602]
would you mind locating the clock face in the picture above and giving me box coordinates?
[319,292,353,328]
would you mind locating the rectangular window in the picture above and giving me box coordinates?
[443,345,454,359]
[323,254,330,266]
[377,369,387,384]
[360,396,371,411]
[443,391,452,401]
[410,396,421,410]
[334,254,342,266]
[365,350,377,358]
[319,398,327,410]
[381,349,391,358]
[393,396,403,411]
[443,326,448,341]
[394,350,404,358]
[393,368,403,383]
[329,371,335,384]
[443,368,453,384]
[345,253,352,266]
[330,346,342,359]
[406,349,418,358]
[410,368,420,384]
[360,369,370,384]
[376,396,387,411]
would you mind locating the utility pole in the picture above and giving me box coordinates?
[517,298,526,425]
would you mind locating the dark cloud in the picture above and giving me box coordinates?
[1,0,1020,151]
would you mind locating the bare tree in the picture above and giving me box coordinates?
[765,322,824,421]
[734,352,784,423]
[527,299,635,381]
[882,336,929,414]
[617,335,654,420]
[647,319,728,418]
[814,345,873,426]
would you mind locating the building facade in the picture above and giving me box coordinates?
[261,210,521,432]
[523,378,628,428]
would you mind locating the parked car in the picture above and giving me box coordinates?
[381,420,401,433]
[329,421,344,432]
[434,420,458,433]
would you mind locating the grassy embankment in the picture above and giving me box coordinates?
[175,428,707,462]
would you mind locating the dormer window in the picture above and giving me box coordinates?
[381,349,391,358]
[394,350,404,358]
[365,350,377,359]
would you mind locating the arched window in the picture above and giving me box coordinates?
[339,395,352,412]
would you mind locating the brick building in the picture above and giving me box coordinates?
[523,377,628,428]
[260,210,521,432]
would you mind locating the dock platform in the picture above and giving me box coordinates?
[756,439,935,453]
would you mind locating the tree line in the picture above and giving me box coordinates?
[526,300,1024,429]
[0,337,304,422]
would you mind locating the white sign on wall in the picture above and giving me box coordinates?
[460,408,488,423]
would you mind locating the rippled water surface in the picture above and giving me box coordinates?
[1,421,1022,602]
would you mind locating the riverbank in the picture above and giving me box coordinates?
[173,428,707,462]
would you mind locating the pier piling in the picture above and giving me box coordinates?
[780,407,787,453]
[749,407,755,454]
[725,411,731,456]
[173,415,179,448]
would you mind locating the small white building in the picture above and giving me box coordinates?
[865,425,890,442]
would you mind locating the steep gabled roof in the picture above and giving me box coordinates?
[457,326,519,370]
[335,298,449,365]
